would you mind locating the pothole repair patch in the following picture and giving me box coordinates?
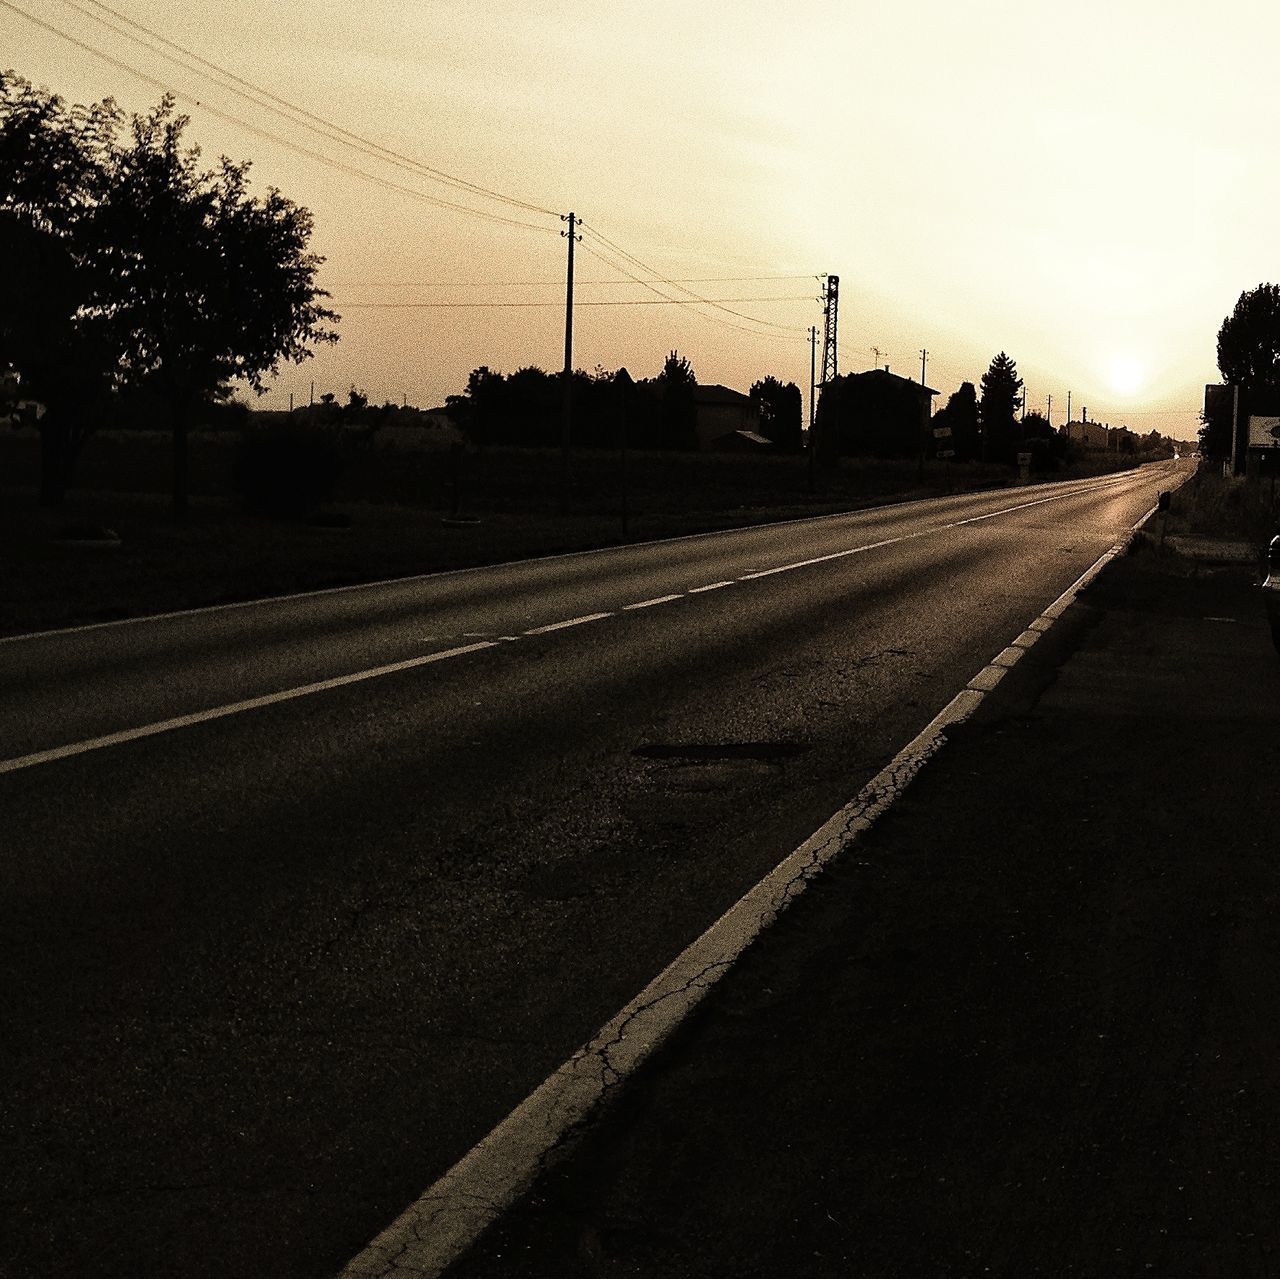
[632,741,808,763]
[633,742,810,794]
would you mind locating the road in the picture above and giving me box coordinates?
[0,461,1184,1278]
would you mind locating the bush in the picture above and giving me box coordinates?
[232,425,346,517]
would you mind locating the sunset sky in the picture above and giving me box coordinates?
[5,0,1274,441]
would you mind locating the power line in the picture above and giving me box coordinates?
[6,0,817,350]
[341,297,815,309]
[581,221,804,337]
[54,0,558,217]
[2,0,558,234]
[331,275,816,288]
[576,239,807,343]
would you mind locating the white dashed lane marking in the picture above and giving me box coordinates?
[0,641,500,777]
[522,612,614,636]
[0,477,1164,777]
[623,595,684,610]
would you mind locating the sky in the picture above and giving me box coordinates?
[6,0,1275,441]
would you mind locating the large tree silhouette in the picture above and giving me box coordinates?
[1217,283,1280,390]
[978,352,1022,464]
[658,349,697,450]
[932,381,979,461]
[0,72,121,504]
[98,97,338,513]
[750,376,802,452]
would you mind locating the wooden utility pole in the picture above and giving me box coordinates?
[919,348,928,385]
[1047,393,1052,426]
[560,211,580,514]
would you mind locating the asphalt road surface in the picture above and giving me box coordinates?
[0,460,1185,1278]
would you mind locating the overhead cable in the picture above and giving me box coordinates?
[577,237,807,343]
[581,221,804,337]
[56,0,559,217]
[341,297,814,308]
[2,0,557,234]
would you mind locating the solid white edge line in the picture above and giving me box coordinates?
[0,643,498,777]
[687,581,735,593]
[0,462,1178,646]
[337,503,1166,1279]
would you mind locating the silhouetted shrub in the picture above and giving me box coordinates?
[232,425,345,517]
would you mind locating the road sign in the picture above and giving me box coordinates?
[936,448,955,458]
[933,426,952,439]
[1249,415,1280,447]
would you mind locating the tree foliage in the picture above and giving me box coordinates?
[1217,283,1280,390]
[0,71,121,503]
[0,75,338,511]
[97,97,338,511]
[749,376,802,452]
[658,349,697,450]
[978,351,1023,463]
[931,381,978,461]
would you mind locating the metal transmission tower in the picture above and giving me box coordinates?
[820,274,839,385]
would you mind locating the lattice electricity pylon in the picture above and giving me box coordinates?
[820,274,839,385]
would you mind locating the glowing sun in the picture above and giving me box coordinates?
[1105,355,1146,397]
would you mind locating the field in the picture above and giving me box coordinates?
[0,427,1153,637]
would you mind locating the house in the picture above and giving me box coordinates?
[693,384,761,451]
[1063,419,1109,450]
[814,367,937,462]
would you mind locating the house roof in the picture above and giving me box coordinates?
[693,383,752,405]
[712,429,773,447]
[849,368,939,396]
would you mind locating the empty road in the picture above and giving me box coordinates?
[0,460,1184,1277]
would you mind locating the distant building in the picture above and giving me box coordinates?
[814,367,937,462]
[1063,419,1109,450]
[692,384,762,451]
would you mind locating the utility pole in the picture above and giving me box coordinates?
[919,348,928,385]
[560,211,580,515]
[1066,390,1072,424]
[1047,393,1052,426]
[309,380,314,407]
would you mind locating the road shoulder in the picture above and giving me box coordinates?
[446,548,1280,1278]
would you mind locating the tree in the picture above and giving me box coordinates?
[0,72,121,504]
[749,376,802,451]
[932,381,978,461]
[96,96,338,513]
[978,352,1022,464]
[1217,283,1280,390]
[658,349,697,450]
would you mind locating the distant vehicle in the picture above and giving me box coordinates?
[1264,535,1280,654]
